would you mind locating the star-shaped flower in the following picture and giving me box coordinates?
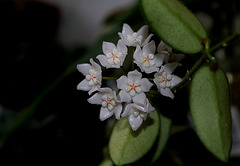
[87,87,122,121]
[133,41,163,74]
[157,41,185,63]
[77,58,102,95]
[97,40,127,69]
[118,24,153,47]
[153,63,182,99]
[121,93,154,131]
[116,70,153,102]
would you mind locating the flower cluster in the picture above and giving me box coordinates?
[77,24,183,131]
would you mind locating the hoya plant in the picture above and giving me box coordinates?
[76,0,235,165]
[1,0,240,165]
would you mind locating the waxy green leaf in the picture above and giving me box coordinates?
[189,65,231,162]
[140,0,208,54]
[109,110,160,165]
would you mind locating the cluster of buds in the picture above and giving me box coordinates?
[77,24,184,131]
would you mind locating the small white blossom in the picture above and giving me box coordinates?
[77,58,102,95]
[153,63,182,99]
[117,70,153,102]
[157,41,185,63]
[134,41,163,74]
[87,87,122,121]
[97,40,127,69]
[122,93,154,131]
[118,23,153,47]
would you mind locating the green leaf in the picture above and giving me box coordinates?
[109,110,160,165]
[140,0,208,54]
[189,65,232,162]
[151,113,172,163]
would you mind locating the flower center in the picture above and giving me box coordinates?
[101,93,116,111]
[106,49,122,65]
[133,109,147,119]
[140,53,155,68]
[125,79,142,96]
[157,72,172,88]
[127,32,143,44]
[85,69,99,86]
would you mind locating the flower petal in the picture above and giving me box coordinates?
[116,76,128,89]
[145,98,155,113]
[171,75,182,87]
[163,62,179,75]
[122,23,134,37]
[137,25,149,39]
[134,61,145,73]
[88,86,99,95]
[90,58,101,72]
[127,70,142,81]
[157,41,172,53]
[133,45,142,60]
[140,78,153,92]
[87,92,103,105]
[96,55,109,68]
[100,107,114,121]
[77,79,91,91]
[160,87,174,99]
[132,102,146,113]
[129,114,143,131]
[132,93,147,106]
[154,54,164,67]
[143,66,159,74]
[121,104,133,117]
[141,34,154,46]
[143,40,156,54]
[76,64,92,76]
[153,77,160,89]
[119,90,131,103]
[114,104,123,120]
[117,40,127,55]
[118,33,128,46]
[102,41,116,55]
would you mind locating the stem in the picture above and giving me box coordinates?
[171,30,240,92]
[171,52,207,92]
[102,76,119,80]
[205,40,217,63]
[210,30,240,53]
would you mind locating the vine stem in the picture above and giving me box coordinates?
[102,76,119,80]
[210,30,240,52]
[171,29,240,92]
[170,51,207,92]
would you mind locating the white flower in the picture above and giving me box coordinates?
[77,58,102,95]
[153,63,182,99]
[122,93,154,131]
[96,40,127,69]
[118,23,153,47]
[116,70,153,102]
[157,41,185,63]
[87,87,122,121]
[133,41,163,74]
